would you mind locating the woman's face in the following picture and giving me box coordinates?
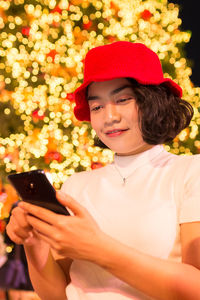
[88,78,151,156]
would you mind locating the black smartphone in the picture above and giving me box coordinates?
[8,169,70,215]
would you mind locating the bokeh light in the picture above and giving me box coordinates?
[0,0,199,197]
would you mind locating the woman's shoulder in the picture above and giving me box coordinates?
[156,149,200,179]
[175,153,200,167]
[162,148,200,165]
[168,152,200,180]
[61,164,111,194]
[181,153,200,175]
[69,163,111,180]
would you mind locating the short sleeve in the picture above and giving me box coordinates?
[61,173,77,196]
[60,170,91,201]
[179,154,200,223]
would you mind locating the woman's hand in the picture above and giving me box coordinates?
[6,205,40,246]
[17,191,106,262]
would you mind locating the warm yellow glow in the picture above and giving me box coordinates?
[0,0,199,196]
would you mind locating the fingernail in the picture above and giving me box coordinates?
[18,201,29,211]
[24,236,31,244]
[29,231,33,238]
[18,201,25,208]
[25,239,32,245]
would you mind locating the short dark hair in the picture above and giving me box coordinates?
[127,78,193,144]
[88,78,194,147]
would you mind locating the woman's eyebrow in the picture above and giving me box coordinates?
[87,84,133,101]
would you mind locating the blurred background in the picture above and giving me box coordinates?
[169,0,199,86]
[0,0,200,299]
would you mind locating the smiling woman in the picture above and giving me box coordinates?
[87,77,192,153]
[88,78,146,156]
[6,41,200,300]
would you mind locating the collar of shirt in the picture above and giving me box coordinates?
[113,144,165,180]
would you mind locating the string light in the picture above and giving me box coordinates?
[0,0,199,195]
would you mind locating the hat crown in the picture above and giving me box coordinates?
[83,41,163,84]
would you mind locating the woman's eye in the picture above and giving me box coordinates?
[91,105,102,112]
[117,98,132,103]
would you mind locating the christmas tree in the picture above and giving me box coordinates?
[0,0,200,219]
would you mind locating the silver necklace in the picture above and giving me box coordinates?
[113,164,134,185]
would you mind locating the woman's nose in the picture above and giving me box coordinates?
[104,103,121,124]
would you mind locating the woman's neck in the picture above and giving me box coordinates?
[116,143,154,157]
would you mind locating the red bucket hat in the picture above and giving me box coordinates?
[74,41,182,121]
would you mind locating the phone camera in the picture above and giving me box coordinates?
[26,182,36,195]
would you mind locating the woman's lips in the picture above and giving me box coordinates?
[105,129,128,137]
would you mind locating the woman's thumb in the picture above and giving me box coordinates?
[56,191,83,216]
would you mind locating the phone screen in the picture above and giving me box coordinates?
[8,170,70,215]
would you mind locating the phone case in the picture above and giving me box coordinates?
[8,170,70,215]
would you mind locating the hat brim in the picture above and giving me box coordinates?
[74,76,183,122]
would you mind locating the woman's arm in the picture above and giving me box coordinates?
[19,192,200,300]
[93,222,200,300]
[51,249,73,286]
[6,205,71,300]
[24,243,69,300]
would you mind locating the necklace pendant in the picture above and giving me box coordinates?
[123,178,126,185]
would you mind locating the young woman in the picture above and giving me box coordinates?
[6,41,200,300]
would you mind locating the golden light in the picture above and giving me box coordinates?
[0,0,199,193]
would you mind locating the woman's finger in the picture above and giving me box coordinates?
[26,214,58,239]
[56,191,88,217]
[18,201,59,225]
[6,222,30,244]
[11,206,32,230]
[7,214,32,239]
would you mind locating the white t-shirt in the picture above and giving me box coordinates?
[61,145,200,300]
